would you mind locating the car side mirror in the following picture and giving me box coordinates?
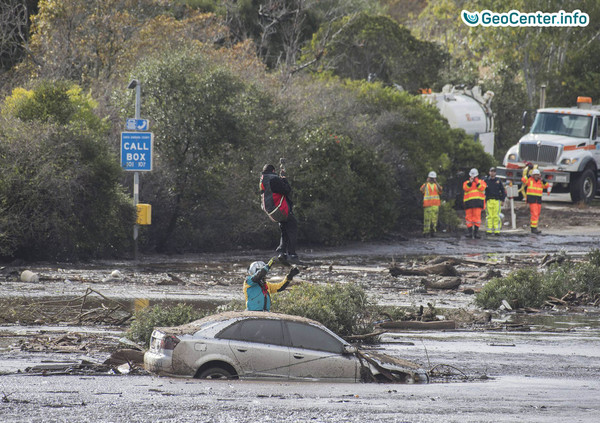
[343,345,357,354]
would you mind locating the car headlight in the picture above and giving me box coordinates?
[560,158,579,165]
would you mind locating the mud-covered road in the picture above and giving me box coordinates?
[1,197,600,422]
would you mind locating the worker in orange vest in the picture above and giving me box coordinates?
[463,168,487,239]
[521,168,550,234]
[420,171,443,237]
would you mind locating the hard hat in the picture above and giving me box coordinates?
[531,169,541,175]
[469,168,479,177]
[428,171,437,178]
[248,261,266,275]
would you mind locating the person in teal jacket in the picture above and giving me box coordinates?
[244,258,299,311]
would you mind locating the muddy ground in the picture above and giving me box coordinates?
[1,196,600,422]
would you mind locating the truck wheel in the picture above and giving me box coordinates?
[570,168,597,204]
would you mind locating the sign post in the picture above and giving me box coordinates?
[124,79,153,260]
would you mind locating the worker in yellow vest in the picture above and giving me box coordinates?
[463,168,487,239]
[521,168,550,234]
[420,171,442,237]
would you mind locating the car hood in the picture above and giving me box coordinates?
[358,350,429,383]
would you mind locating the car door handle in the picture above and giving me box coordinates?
[293,354,304,359]
[237,348,247,353]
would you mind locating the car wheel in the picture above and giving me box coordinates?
[198,366,235,380]
[570,168,596,204]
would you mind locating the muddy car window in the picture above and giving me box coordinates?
[285,322,344,353]
[217,319,284,346]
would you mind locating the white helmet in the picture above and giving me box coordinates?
[428,171,437,178]
[531,169,541,175]
[469,168,479,177]
[248,261,266,275]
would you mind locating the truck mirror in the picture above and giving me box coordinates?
[521,111,528,133]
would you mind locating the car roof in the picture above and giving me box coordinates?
[158,311,325,335]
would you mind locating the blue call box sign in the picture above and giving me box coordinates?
[121,132,153,171]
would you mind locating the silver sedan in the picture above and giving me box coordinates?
[144,311,428,383]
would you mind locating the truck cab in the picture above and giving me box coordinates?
[498,97,600,203]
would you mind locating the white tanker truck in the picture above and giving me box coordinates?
[496,96,600,203]
[422,84,495,156]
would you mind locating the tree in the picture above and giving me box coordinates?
[0,0,28,74]
[25,0,169,83]
[303,13,448,90]
[291,129,398,244]
[0,80,135,260]
[223,0,380,73]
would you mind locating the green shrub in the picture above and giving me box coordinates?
[292,129,398,245]
[475,268,545,309]
[271,282,375,337]
[476,251,600,309]
[437,201,461,232]
[126,304,207,348]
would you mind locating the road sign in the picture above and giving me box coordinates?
[126,118,149,131]
[121,132,153,171]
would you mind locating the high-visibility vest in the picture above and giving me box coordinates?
[463,178,486,208]
[421,182,441,207]
[521,176,549,204]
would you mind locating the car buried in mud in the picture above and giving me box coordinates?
[144,311,428,383]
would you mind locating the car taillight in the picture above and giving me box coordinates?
[161,335,180,350]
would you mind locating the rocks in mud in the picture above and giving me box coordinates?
[20,270,39,283]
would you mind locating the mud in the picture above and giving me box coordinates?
[1,197,600,421]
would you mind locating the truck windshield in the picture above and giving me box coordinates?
[531,112,592,139]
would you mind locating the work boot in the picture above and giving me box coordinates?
[430,231,435,238]
[467,226,473,238]
[423,232,430,238]
[287,254,300,265]
[531,227,542,235]
[278,253,289,263]
[473,226,481,239]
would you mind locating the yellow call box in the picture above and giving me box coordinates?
[136,203,151,225]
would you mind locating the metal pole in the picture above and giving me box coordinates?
[509,182,516,230]
[133,83,141,261]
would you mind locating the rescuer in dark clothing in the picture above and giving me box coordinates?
[260,164,299,264]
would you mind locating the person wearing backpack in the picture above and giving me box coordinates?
[260,164,299,264]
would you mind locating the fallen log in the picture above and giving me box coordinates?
[389,262,459,277]
[377,320,456,330]
[426,256,494,266]
[421,277,461,290]
[345,329,388,341]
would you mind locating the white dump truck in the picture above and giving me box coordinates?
[496,96,600,203]
[422,85,495,156]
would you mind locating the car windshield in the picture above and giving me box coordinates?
[531,112,592,139]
